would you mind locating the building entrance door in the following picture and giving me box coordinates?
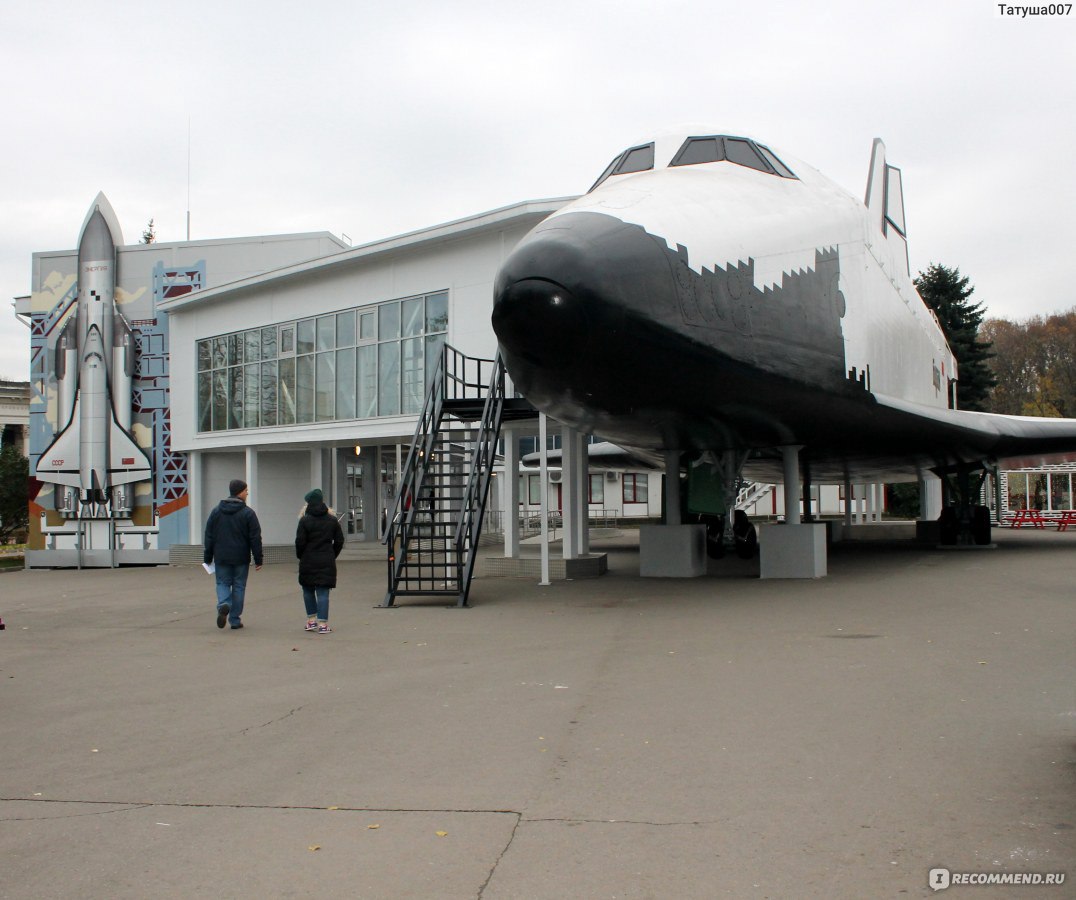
[346,460,364,537]
[379,449,399,537]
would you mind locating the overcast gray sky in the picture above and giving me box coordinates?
[3,0,1074,378]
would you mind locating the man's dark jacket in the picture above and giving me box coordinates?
[204,497,263,566]
[295,502,344,588]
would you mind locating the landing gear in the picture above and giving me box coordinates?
[935,463,994,546]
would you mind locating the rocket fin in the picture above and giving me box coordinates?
[108,417,152,486]
[36,401,83,488]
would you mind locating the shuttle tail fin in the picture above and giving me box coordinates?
[864,138,910,275]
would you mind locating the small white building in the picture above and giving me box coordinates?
[0,379,31,456]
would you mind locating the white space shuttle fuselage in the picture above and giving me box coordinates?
[37,193,151,518]
[492,129,1076,483]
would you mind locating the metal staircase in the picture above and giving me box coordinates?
[382,345,535,607]
[735,481,775,511]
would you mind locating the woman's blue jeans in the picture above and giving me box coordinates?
[302,585,330,621]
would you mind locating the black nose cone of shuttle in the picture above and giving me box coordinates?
[492,276,586,371]
[493,211,653,418]
[493,213,631,382]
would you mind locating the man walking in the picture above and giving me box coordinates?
[204,479,263,630]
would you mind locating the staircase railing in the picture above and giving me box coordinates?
[453,352,508,607]
[382,347,448,606]
[382,345,509,608]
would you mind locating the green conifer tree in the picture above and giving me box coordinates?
[914,264,996,411]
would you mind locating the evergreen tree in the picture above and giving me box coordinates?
[141,218,156,244]
[914,264,996,411]
[0,445,29,543]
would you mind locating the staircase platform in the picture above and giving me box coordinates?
[483,552,608,579]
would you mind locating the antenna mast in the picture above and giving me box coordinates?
[186,118,191,241]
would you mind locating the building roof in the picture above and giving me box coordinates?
[157,197,574,313]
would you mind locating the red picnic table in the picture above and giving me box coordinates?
[1055,510,1076,531]
[1008,509,1046,528]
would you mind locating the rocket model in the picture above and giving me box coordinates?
[36,193,152,519]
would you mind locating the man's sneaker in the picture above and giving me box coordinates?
[231,621,244,629]
[217,604,230,629]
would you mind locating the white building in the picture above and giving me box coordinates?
[0,380,31,456]
[160,200,579,550]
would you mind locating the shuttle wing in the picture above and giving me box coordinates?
[874,394,1076,464]
[108,418,152,486]
[37,399,84,488]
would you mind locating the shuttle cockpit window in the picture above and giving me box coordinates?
[756,145,796,178]
[588,142,655,191]
[670,136,797,179]
[672,137,724,166]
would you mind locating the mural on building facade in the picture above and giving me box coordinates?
[27,197,199,554]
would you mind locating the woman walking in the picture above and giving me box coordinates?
[295,488,344,634]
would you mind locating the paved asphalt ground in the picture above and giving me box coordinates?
[0,529,1072,899]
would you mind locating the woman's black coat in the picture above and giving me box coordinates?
[295,502,344,588]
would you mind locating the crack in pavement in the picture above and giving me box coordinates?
[239,705,306,734]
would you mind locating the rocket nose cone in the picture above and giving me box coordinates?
[79,210,115,263]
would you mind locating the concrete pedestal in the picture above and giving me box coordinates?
[759,523,827,579]
[639,524,706,578]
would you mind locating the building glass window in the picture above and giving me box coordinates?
[196,291,449,431]
[212,370,227,430]
[1030,474,1048,510]
[297,319,315,355]
[402,296,423,337]
[316,352,336,421]
[1007,473,1029,510]
[378,342,401,416]
[528,474,541,505]
[623,473,648,504]
[296,354,314,423]
[212,337,228,368]
[280,325,295,355]
[243,364,259,427]
[261,361,279,426]
[1049,472,1070,510]
[589,473,604,504]
[278,358,295,425]
[228,334,242,366]
[262,326,278,360]
[401,337,424,414]
[336,348,356,420]
[197,372,212,430]
[379,303,400,341]
[316,315,335,352]
[336,310,357,348]
[244,331,261,364]
[357,344,377,418]
[426,293,448,332]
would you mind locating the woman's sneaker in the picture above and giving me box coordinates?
[318,623,332,634]
[305,620,318,632]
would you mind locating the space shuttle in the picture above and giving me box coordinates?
[36,193,152,519]
[492,129,1076,540]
